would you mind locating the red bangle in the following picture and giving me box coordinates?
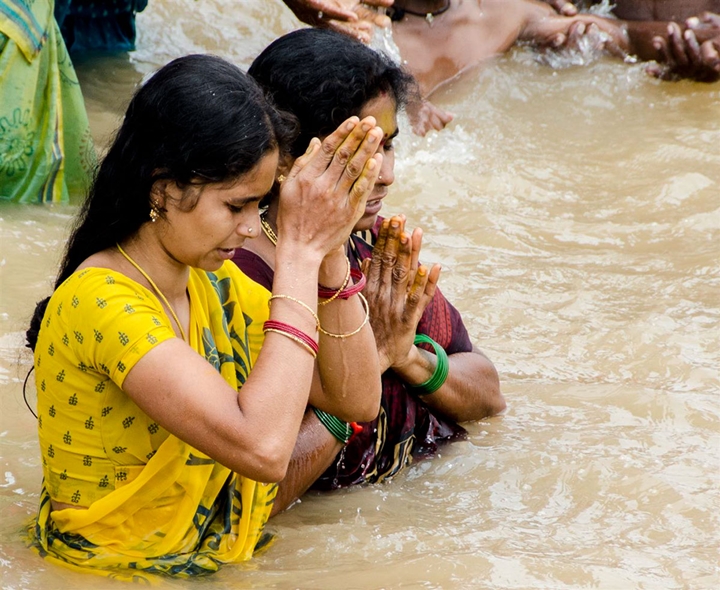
[318,269,366,301]
[348,421,363,444]
[263,320,319,357]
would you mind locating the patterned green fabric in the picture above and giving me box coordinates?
[0,0,95,203]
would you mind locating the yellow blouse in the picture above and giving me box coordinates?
[29,261,275,579]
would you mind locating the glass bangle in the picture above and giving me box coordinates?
[411,334,449,396]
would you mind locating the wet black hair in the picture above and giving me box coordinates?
[26,54,296,351]
[248,28,417,159]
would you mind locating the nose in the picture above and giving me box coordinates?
[377,151,395,187]
[237,208,261,238]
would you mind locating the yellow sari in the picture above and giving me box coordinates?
[27,262,276,580]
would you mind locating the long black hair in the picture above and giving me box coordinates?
[248,28,417,159]
[26,54,296,351]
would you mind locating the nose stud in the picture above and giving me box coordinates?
[247,227,253,233]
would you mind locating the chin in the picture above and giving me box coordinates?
[353,213,379,233]
[199,259,226,273]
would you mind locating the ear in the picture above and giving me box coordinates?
[150,179,172,210]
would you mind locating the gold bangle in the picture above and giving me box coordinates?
[319,256,352,306]
[269,294,320,331]
[263,328,318,358]
[318,292,370,339]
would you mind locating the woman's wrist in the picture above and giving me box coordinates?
[392,338,449,395]
[275,239,325,270]
[318,246,349,287]
[389,342,423,377]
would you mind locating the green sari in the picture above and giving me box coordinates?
[0,0,94,203]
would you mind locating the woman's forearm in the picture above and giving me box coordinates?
[313,249,382,423]
[393,346,505,423]
[270,409,342,517]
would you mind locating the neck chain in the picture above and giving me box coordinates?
[389,0,451,21]
[260,211,278,246]
[116,243,188,342]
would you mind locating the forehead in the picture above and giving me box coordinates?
[206,149,279,198]
[359,94,398,138]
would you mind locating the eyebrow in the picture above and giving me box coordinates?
[227,195,264,206]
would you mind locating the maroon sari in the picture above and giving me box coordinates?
[232,217,470,489]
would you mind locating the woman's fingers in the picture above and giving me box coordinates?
[378,216,403,290]
[367,218,390,286]
[391,231,413,312]
[347,152,383,217]
[405,263,441,321]
[334,124,384,194]
[285,137,323,182]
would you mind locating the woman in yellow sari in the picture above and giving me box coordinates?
[25,53,383,579]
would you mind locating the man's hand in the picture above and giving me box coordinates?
[539,0,578,16]
[281,0,393,43]
[647,14,720,81]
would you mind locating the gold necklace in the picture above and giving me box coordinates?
[260,212,278,246]
[116,243,188,342]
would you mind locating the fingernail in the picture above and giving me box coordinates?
[653,40,662,50]
[390,220,400,229]
[687,17,699,27]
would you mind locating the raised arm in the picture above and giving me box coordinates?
[290,119,385,422]
[121,118,383,485]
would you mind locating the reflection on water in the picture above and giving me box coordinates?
[1,1,719,588]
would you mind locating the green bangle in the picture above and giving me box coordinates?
[411,334,449,396]
[313,407,351,444]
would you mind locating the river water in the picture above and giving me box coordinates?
[1,1,719,588]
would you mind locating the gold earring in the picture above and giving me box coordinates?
[276,174,286,184]
[149,202,160,222]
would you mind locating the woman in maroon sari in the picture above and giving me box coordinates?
[235,29,505,507]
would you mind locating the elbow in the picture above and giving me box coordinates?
[353,379,382,422]
[481,363,505,417]
[239,439,292,484]
[353,393,381,423]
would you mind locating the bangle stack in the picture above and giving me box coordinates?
[264,294,320,358]
[263,320,318,358]
[313,407,363,444]
[410,334,449,396]
[318,256,352,306]
[318,267,367,304]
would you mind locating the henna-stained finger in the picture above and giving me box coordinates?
[347,153,382,219]
[391,231,413,312]
[378,215,403,290]
[335,126,384,195]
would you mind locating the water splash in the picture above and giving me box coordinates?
[369,10,402,64]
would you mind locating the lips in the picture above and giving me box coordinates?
[365,193,386,215]
[217,248,236,260]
